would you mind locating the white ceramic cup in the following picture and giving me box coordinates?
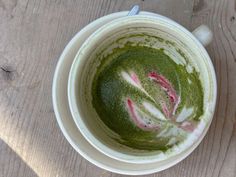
[68,14,217,164]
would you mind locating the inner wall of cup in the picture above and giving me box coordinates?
[76,22,213,156]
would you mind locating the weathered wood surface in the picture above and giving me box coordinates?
[0,0,235,176]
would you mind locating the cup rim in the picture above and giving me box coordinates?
[68,14,217,164]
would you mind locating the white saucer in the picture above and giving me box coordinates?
[52,11,211,175]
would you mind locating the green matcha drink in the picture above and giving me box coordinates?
[91,44,204,151]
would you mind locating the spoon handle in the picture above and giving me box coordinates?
[127,5,140,16]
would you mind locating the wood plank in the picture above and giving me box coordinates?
[0,0,235,177]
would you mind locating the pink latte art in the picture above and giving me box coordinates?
[124,71,195,132]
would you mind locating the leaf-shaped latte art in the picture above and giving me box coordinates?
[123,70,196,133]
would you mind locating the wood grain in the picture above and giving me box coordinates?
[0,0,235,177]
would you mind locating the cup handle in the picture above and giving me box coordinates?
[192,25,213,47]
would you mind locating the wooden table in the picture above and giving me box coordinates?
[0,0,235,176]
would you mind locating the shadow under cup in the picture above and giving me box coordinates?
[69,16,216,163]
